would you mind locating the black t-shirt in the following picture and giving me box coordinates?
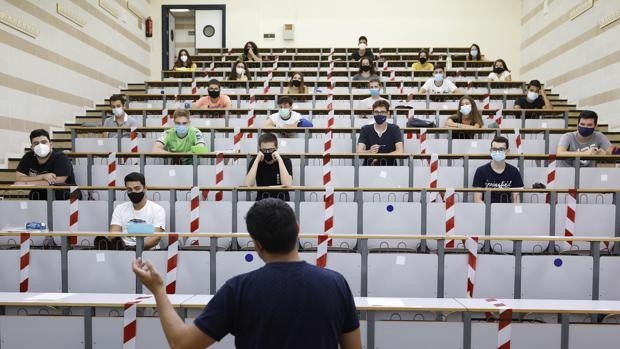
[357,123,403,166]
[247,157,293,201]
[16,150,78,200]
[350,48,375,62]
[515,96,545,109]
[473,162,524,203]
[194,261,359,349]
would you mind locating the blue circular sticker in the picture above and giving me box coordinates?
[553,258,563,267]
[245,254,254,262]
[386,205,394,212]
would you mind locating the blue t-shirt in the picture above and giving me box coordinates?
[194,261,359,349]
[472,162,524,203]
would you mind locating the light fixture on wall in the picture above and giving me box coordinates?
[170,9,190,12]
[283,23,294,41]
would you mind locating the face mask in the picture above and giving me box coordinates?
[112,107,124,117]
[527,91,539,101]
[369,88,380,97]
[460,105,472,115]
[578,126,595,137]
[361,65,371,72]
[236,67,245,75]
[175,124,188,137]
[262,152,273,162]
[180,55,188,63]
[434,73,444,83]
[491,151,506,162]
[291,79,301,87]
[208,90,220,98]
[279,108,291,120]
[127,191,145,204]
[419,57,428,64]
[34,143,51,158]
[470,49,478,57]
[374,114,387,125]
[494,67,505,74]
[359,43,367,50]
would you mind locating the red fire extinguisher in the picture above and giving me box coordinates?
[145,16,153,37]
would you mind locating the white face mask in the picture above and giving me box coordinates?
[180,55,188,62]
[527,91,539,101]
[358,43,367,50]
[236,67,245,75]
[460,105,472,115]
[112,107,124,117]
[34,143,51,158]
[470,49,478,57]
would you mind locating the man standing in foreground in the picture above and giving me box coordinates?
[133,198,362,349]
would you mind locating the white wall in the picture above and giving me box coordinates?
[149,0,522,79]
[520,0,620,129]
[0,0,150,165]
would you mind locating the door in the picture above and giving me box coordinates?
[167,12,176,70]
[195,9,223,49]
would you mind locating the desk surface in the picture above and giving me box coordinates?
[0,293,193,308]
[455,298,620,314]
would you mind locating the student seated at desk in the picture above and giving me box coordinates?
[487,59,512,82]
[356,100,403,166]
[466,43,484,61]
[15,129,80,201]
[350,35,375,62]
[263,96,303,128]
[473,136,524,204]
[411,49,434,71]
[193,79,232,109]
[238,41,262,62]
[152,109,206,164]
[102,94,139,137]
[557,110,613,167]
[445,96,483,139]
[419,66,458,94]
[228,60,251,81]
[514,79,552,110]
[244,133,293,201]
[172,49,197,72]
[283,72,309,94]
[96,172,165,250]
[351,57,379,81]
[355,78,388,110]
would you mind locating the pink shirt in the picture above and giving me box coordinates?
[194,94,232,109]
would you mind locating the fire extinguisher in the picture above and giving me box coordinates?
[145,16,153,38]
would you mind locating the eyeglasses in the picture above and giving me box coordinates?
[260,148,276,153]
[490,148,507,152]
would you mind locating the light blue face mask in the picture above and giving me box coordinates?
[491,150,506,162]
[434,73,444,83]
[279,108,291,120]
[175,124,189,137]
[369,88,380,97]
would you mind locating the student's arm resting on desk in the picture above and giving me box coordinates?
[244,155,262,187]
[389,142,404,154]
[132,259,216,349]
[273,152,293,186]
[152,141,170,153]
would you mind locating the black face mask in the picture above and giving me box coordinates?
[291,79,301,87]
[128,191,145,204]
[262,152,273,162]
[494,67,505,74]
[419,57,428,64]
[361,65,371,72]
[208,90,220,98]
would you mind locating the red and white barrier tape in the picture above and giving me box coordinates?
[108,152,117,187]
[513,128,522,154]
[485,298,512,349]
[419,128,428,154]
[466,236,479,298]
[165,233,179,294]
[123,295,152,349]
[564,189,577,248]
[246,94,256,138]
[444,188,456,248]
[316,232,332,268]
[69,186,79,245]
[130,127,138,153]
[19,232,30,292]
[483,94,490,110]
[189,186,200,246]
[429,153,440,203]
[161,105,169,127]
[191,79,197,95]
[214,152,224,201]
[489,109,502,126]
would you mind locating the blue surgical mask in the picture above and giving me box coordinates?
[434,73,444,83]
[460,105,472,115]
[578,126,595,137]
[369,88,380,97]
[175,124,188,137]
[527,91,539,101]
[374,114,387,125]
[491,150,506,162]
[279,108,291,120]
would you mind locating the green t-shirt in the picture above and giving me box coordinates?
[157,127,206,164]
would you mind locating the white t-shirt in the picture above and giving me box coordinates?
[488,70,511,81]
[268,110,302,128]
[421,78,457,93]
[110,200,166,246]
[356,96,388,110]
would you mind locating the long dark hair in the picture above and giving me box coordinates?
[455,95,483,126]
[243,41,260,56]
[287,72,307,92]
[494,59,510,72]
[173,49,193,68]
[467,43,482,60]
[357,57,377,75]
[228,60,251,80]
